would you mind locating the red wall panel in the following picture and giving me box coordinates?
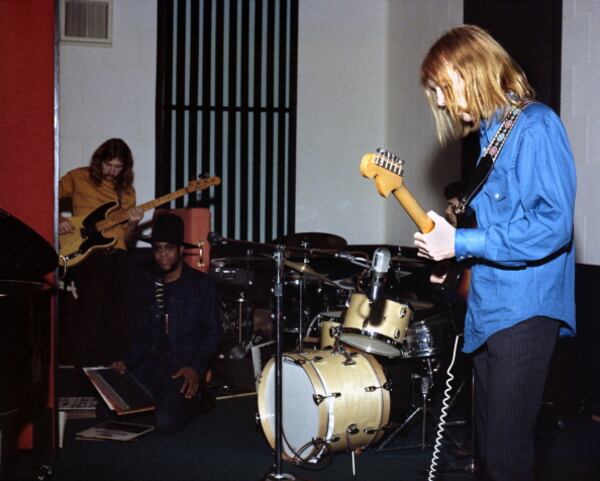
[0,0,55,242]
[0,0,56,453]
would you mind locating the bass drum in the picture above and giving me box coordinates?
[257,349,390,463]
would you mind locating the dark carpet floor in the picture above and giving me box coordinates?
[12,364,600,481]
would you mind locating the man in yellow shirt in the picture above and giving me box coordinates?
[59,138,143,365]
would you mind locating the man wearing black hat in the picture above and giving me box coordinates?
[110,213,222,433]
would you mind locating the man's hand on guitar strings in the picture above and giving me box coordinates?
[127,206,144,225]
[413,210,456,261]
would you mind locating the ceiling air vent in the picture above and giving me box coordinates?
[60,0,112,45]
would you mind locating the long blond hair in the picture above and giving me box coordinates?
[421,25,534,144]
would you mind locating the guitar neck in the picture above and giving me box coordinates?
[95,187,192,231]
[392,185,435,233]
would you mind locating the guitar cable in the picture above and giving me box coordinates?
[427,333,461,481]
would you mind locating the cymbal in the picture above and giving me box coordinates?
[284,260,321,276]
[390,255,430,267]
[284,260,353,290]
[274,232,347,250]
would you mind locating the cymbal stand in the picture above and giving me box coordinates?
[296,241,311,353]
[262,246,297,481]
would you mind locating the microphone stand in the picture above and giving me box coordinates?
[207,233,311,480]
[262,246,297,481]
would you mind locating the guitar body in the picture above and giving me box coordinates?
[58,176,221,268]
[59,201,120,268]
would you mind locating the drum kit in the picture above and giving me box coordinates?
[209,232,464,471]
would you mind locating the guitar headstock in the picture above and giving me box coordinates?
[360,148,405,197]
[186,176,222,193]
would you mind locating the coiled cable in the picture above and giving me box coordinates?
[427,334,461,481]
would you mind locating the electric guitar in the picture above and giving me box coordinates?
[360,149,434,233]
[59,176,221,268]
[360,149,470,300]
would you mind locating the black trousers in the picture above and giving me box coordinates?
[133,352,202,433]
[60,249,131,365]
[473,316,559,481]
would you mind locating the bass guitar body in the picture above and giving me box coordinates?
[59,201,120,268]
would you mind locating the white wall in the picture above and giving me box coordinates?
[296,0,462,246]
[385,0,462,246]
[59,0,156,225]
[58,0,600,265]
[561,0,600,265]
[295,0,388,243]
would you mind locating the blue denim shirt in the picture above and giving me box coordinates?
[455,102,576,353]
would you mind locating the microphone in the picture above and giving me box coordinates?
[368,247,390,302]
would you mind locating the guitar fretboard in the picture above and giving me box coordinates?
[94,178,218,232]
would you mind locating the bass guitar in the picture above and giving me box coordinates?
[59,176,221,269]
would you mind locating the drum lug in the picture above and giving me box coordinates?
[364,379,392,392]
[333,345,358,365]
[313,392,341,405]
[363,426,385,435]
[346,424,359,435]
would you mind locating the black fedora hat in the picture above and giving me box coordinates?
[138,213,197,248]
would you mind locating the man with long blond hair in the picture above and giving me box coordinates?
[414,26,576,481]
[59,138,143,365]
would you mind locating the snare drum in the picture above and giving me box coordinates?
[318,311,343,350]
[401,312,457,358]
[257,349,390,463]
[338,293,412,358]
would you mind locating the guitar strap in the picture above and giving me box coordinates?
[453,100,533,215]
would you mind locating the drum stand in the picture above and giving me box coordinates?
[292,243,310,353]
[377,358,462,453]
[377,359,436,452]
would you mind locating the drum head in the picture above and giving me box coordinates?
[259,357,321,460]
[339,331,402,358]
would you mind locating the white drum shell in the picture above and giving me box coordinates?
[256,349,390,463]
